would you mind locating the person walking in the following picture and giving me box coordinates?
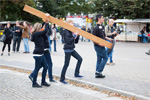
[29,16,50,88]
[92,14,112,78]
[1,22,13,56]
[140,26,147,43]
[105,19,118,65]
[87,27,91,42]
[81,25,86,41]
[51,24,57,52]
[19,21,30,53]
[12,21,22,53]
[60,27,65,44]
[60,20,83,84]
[42,21,56,82]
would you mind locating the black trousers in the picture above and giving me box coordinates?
[60,50,82,81]
[12,36,22,52]
[2,43,10,52]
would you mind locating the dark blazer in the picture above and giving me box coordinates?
[3,28,13,44]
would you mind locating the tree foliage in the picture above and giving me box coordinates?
[0,0,149,23]
[93,0,150,19]
[0,0,40,22]
[37,0,93,17]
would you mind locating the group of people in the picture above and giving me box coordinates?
[81,25,91,42]
[1,21,30,56]
[0,21,58,56]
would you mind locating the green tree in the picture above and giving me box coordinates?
[93,0,150,19]
[0,0,40,22]
[37,0,94,18]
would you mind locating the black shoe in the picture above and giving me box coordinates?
[95,74,105,78]
[145,52,150,55]
[32,83,42,88]
[8,53,10,56]
[28,76,33,82]
[41,82,50,87]
[50,79,56,82]
[95,72,101,76]
[1,53,3,56]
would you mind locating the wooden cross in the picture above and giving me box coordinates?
[23,5,112,49]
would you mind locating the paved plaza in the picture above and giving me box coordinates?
[0,40,150,100]
[0,68,124,100]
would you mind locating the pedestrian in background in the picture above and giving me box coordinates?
[105,19,118,65]
[81,25,86,41]
[1,22,13,56]
[12,21,22,53]
[51,24,57,52]
[60,27,65,44]
[60,20,83,84]
[87,27,91,42]
[19,21,30,53]
[140,26,147,43]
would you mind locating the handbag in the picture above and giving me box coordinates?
[0,34,6,42]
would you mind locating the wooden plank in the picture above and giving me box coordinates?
[23,5,112,49]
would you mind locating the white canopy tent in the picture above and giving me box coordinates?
[114,19,150,42]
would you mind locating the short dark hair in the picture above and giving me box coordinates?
[96,14,103,22]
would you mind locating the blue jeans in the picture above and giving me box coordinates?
[60,50,82,81]
[48,36,51,51]
[50,40,56,52]
[12,36,22,52]
[142,35,148,43]
[44,52,53,80]
[94,45,108,73]
[30,55,48,84]
[23,38,30,52]
[81,36,84,41]
[106,40,113,63]
[54,40,56,51]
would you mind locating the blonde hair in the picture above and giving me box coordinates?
[66,20,73,24]
[31,23,42,34]
[109,19,114,22]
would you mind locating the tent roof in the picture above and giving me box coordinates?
[114,19,150,23]
[0,21,32,25]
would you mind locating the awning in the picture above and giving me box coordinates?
[114,19,150,23]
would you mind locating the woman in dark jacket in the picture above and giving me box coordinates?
[1,23,13,56]
[29,15,50,88]
[60,20,83,84]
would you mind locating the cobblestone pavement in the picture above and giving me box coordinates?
[0,40,150,99]
[0,68,123,100]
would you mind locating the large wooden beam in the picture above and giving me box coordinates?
[23,5,112,49]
